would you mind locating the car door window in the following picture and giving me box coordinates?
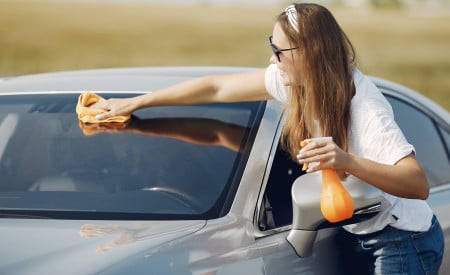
[385,95,450,187]
[440,125,450,156]
[259,144,305,231]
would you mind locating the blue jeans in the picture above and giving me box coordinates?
[352,215,444,275]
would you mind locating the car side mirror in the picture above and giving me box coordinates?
[287,172,382,257]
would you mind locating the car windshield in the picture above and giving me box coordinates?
[0,93,265,220]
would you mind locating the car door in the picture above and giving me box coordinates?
[254,144,347,275]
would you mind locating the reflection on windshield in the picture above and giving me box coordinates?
[0,114,19,161]
[0,95,264,220]
[78,117,246,153]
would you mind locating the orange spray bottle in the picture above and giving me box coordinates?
[300,138,354,223]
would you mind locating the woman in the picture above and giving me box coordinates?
[92,3,444,274]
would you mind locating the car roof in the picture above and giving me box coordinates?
[0,67,255,94]
[372,76,450,127]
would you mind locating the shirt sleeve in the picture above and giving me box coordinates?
[264,64,289,103]
[349,73,415,165]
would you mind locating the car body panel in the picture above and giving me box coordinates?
[0,219,205,275]
[428,186,450,273]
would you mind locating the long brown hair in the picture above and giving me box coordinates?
[278,3,356,160]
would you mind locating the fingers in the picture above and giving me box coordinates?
[89,99,114,120]
[297,138,336,172]
[297,152,334,172]
[87,100,111,120]
[298,140,332,159]
[89,98,134,120]
[90,99,108,110]
[95,112,112,121]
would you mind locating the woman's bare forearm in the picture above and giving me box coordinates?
[136,70,271,108]
[297,139,429,200]
[345,153,429,200]
[93,69,270,119]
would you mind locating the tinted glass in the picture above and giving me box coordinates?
[0,93,264,219]
[440,126,450,155]
[386,95,450,186]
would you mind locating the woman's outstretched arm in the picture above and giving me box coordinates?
[92,69,271,120]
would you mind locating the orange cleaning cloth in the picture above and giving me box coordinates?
[78,121,129,136]
[76,92,130,124]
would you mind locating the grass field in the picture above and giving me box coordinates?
[0,1,449,110]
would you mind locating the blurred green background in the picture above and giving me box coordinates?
[0,0,449,110]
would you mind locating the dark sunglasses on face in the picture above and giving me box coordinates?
[269,35,298,62]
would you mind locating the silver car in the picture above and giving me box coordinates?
[0,67,449,274]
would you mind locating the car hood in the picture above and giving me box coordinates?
[0,218,205,274]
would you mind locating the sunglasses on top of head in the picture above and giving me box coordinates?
[269,35,298,62]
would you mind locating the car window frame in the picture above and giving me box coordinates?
[0,93,268,221]
[254,110,295,238]
[381,89,450,187]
